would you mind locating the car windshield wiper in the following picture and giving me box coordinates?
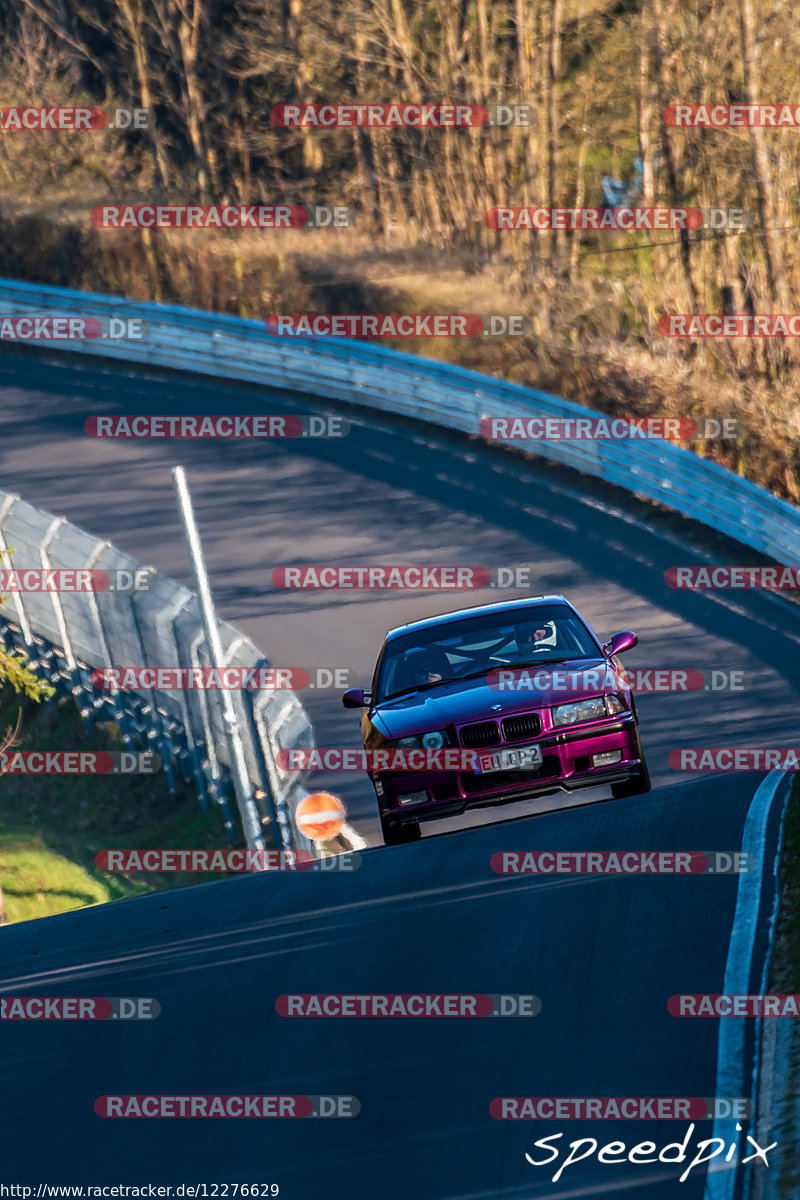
[509,656,575,669]
[382,675,468,701]
[451,668,503,683]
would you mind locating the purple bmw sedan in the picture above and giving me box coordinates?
[342,595,650,845]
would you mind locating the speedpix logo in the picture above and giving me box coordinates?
[523,1122,776,1184]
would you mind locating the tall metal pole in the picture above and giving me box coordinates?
[171,465,266,853]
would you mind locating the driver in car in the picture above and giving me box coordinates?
[515,620,557,659]
[403,647,447,687]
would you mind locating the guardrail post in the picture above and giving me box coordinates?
[189,627,234,835]
[243,680,289,849]
[82,539,134,743]
[39,517,76,673]
[171,465,266,854]
[0,495,33,649]
[161,592,210,810]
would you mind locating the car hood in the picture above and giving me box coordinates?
[370,657,620,739]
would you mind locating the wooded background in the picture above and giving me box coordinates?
[1,0,799,496]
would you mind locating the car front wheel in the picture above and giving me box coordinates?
[380,813,422,846]
[611,735,652,799]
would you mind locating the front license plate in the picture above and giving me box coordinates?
[473,742,543,774]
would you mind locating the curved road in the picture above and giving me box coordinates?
[0,774,788,1197]
[0,349,797,1197]
[1,350,800,841]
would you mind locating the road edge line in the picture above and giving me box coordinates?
[703,769,790,1200]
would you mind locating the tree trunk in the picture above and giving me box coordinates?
[650,0,699,320]
[548,0,565,271]
[738,0,786,311]
[638,6,654,206]
[569,113,589,282]
[117,0,172,190]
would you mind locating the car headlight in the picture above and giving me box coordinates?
[422,730,446,749]
[390,729,448,749]
[604,693,626,715]
[552,697,608,726]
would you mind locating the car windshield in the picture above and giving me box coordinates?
[375,605,600,700]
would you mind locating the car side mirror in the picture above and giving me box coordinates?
[603,630,638,657]
[342,688,371,709]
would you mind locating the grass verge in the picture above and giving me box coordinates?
[0,684,238,924]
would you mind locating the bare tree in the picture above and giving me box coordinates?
[650,0,699,317]
[547,0,564,271]
[738,0,787,311]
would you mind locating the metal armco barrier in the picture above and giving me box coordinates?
[0,276,798,566]
[0,488,315,853]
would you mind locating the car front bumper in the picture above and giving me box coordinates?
[375,716,641,824]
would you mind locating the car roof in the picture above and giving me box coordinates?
[384,595,575,642]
